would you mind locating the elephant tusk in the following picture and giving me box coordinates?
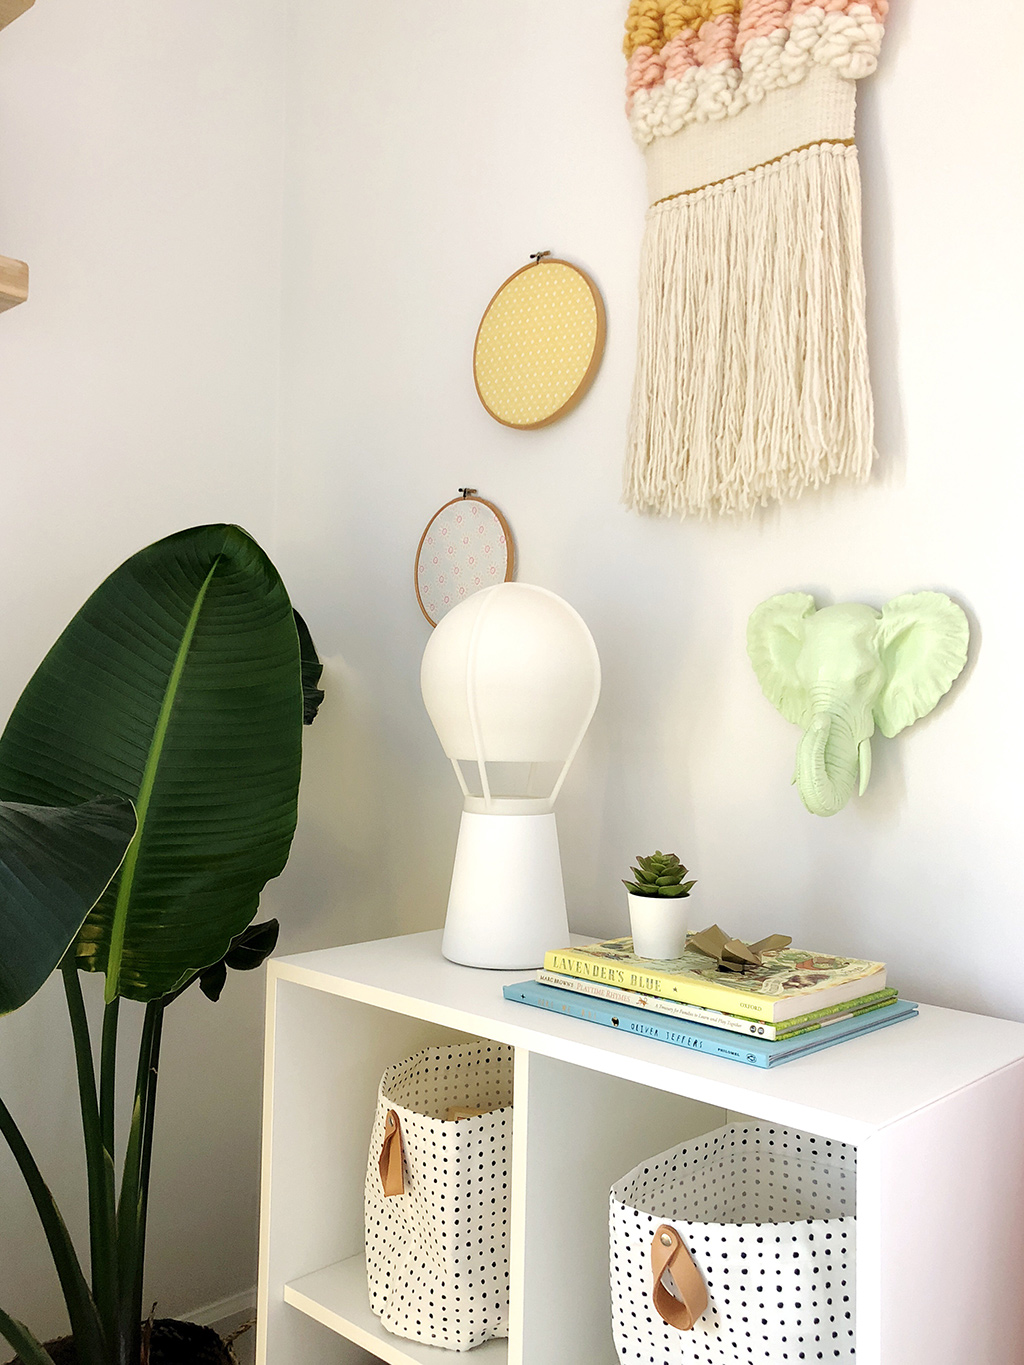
[858,737,872,796]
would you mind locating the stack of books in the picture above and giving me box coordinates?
[503,935,918,1068]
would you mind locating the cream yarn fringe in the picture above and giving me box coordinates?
[625,141,873,519]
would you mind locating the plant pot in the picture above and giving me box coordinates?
[3,1319,237,1365]
[627,892,689,960]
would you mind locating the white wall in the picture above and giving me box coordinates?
[3,0,1023,1344]
[274,0,1024,1023]
[0,0,285,1335]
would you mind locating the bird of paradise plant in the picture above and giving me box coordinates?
[0,525,323,1365]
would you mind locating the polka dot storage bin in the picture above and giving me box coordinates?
[610,1122,856,1364]
[364,1042,514,1352]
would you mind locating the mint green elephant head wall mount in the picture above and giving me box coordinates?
[747,592,970,817]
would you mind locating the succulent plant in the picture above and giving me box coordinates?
[623,850,696,898]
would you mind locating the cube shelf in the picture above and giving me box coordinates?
[256,930,1024,1365]
[283,1257,507,1365]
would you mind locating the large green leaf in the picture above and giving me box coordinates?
[0,1305,57,1365]
[196,917,280,1002]
[293,610,324,725]
[0,796,136,1016]
[0,525,303,1003]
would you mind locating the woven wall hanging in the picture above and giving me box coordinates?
[622,1,888,519]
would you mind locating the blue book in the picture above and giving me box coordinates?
[502,979,919,1068]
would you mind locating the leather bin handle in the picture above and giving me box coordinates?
[379,1109,405,1196]
[650,1224,708,1331]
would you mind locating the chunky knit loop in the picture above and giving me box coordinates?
[627,4,884,145]
[626,2,886,142]
[624,0,665,57]
[625,0,745,55]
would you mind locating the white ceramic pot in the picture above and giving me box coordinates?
[627,892,689,960]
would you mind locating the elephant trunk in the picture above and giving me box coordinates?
[796,712,861,817]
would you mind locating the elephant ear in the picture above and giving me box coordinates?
[746,593,817,726]
[874,592,970,739]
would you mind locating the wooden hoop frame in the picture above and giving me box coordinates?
[414,495,516,627]
[473,257,606,430]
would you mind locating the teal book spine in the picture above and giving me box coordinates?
[502,980,918,1068]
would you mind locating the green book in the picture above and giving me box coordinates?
[544,938,887,1023]
[536,971,897,1041]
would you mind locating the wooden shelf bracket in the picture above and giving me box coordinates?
[0,2,34,308]
[0,255,28,312]
[0,0,34,32]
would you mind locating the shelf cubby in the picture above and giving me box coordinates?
[257,930,1024,1365]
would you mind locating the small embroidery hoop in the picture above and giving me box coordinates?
[473,252,606,430]
[415,490,516,627]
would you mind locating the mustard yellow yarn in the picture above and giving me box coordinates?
[623,0,663,57]
[623,0,741,57]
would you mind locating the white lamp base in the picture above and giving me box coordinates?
[441,810,569,969]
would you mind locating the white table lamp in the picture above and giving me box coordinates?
[421,582,601,968]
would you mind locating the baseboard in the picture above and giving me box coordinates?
[184,1287,257,1329]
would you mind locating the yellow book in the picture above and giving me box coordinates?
[544,937,887,1024]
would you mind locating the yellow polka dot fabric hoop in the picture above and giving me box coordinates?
[473,257,606,430]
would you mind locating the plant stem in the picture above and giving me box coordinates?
[117,1000,164,1365]
[62,960,119,1350]
[0,1305,58,1365]
[0,1091,108,1365]
[133,1003,164,1349]
[100,998,120,1160]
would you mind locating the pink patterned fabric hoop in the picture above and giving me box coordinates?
[415,497,515,626]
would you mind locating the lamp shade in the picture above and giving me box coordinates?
[420,583,601,968]
[420,582,601,815]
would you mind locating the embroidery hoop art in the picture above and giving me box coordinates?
[415,492,516,627]
[473,254,606,430]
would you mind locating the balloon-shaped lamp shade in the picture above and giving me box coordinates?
[421,583,601,968]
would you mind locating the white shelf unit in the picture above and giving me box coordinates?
[257,930,1024,1365]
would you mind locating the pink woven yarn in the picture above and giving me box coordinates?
[625,1,889,68]
[626,45,669,99]
[736,0,796,49]
[694,14,739,65]
[625,0,888,130]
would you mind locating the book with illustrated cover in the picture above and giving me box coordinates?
[503,980,917,1068]
[544,937,886,1024]
[535,971,898,1041]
